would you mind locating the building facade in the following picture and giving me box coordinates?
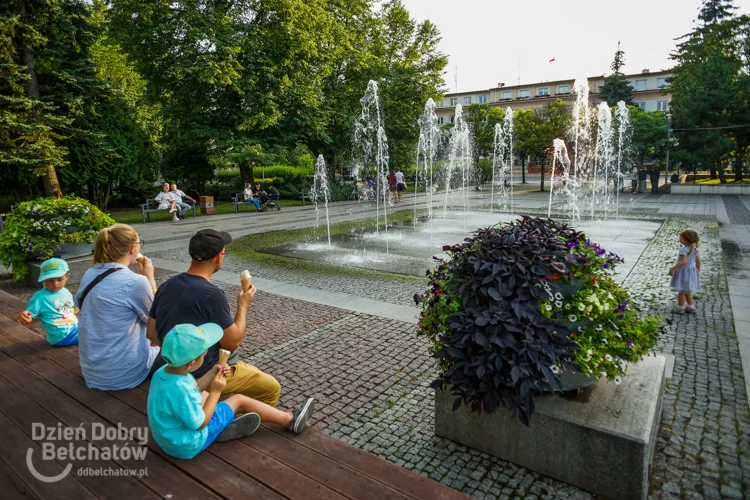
[435,69,672,125]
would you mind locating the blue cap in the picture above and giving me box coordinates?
[161,323,224,367]
[38,258,69,282]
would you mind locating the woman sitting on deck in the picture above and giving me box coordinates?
[75,224,165,390]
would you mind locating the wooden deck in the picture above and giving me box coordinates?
[0,289,467,500]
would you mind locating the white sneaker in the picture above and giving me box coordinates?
[172,215,179,222]
[169,206,177,213]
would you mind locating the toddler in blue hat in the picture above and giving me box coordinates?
[17,258,79,346]
[148,323,315,459]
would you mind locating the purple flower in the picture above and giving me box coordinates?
[598,248,606,255]
[567,242,576,248]
[627,340,634,349]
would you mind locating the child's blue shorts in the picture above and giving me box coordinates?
[199,401,235,452]
[54,324,79,347]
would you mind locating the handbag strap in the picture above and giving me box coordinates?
[78,268,121,308]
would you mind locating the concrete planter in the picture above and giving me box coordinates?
[435,355,666,500]
[671,184,750,195]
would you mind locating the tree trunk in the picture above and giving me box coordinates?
[709,166,717,180]
[239,163,254,187]
[540,155,546,192]
[16,0,62,197]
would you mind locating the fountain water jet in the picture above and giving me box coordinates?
[614,101,631,219]
[548,139,579,221]
[443,104,472,217]
[312,155,332,246]
[415,99,441,222]
[491,108,515,213]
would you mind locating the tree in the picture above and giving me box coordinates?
[669,0,749,181]
[599,42,634,106]
[628,107,670,167]
[463,103,505,178]
[514,99,571,192]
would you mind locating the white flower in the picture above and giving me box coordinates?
[569,314,577,323]
[545,304,553,311]
[578,303,585,311]
[550,365,561,374]
[605,354,613,362]
[614,376,622,385]
[587,349,593,356]
[596,324,603,331]
[578,326,584,332]
[615,332,622,338]
[555,301,563,308]
[601,339,608,345]
[555,293,563,300]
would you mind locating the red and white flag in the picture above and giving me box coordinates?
[549,57,556,63]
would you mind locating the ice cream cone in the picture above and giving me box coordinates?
[218,349,230,366]
[240,270,252,292]
[136,253,146,265]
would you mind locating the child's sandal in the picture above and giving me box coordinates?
[685,305,696,314]
[674,306,686,314]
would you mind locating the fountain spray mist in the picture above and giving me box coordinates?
[548,139,578,221]
[312,155,332,246]
[594,102,614,220]
[416,99,441,222]
[443,104,472,217]
[491,108,515,213]
[615,101,630,219]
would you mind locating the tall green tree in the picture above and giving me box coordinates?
[463,103,504,185]
[599,42,634,106]
[628,106,670,167]
[514,99,571,192]
[669,0,749,181]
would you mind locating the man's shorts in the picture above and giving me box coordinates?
[397,183,405,192]
[199,401,234,453]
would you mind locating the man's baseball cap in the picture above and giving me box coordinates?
[161,323,224,367]
[189,229,232,261]
[38,258,69,282]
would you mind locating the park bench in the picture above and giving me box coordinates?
[139,199,195,224]
[233,193,261,213]
[0,289,468,500]
[299,190,312,206]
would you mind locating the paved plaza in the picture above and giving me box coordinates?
[2,189,750,499]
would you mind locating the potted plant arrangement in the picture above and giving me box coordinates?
[414,216,660,426]
[0,196,115,281]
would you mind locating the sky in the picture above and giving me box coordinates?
[401,0,750,93]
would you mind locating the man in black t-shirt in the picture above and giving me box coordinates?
[147,229,282,406]
[649,163,661,194]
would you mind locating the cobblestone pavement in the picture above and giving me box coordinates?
[723,195,750,225]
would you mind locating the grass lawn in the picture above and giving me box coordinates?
[107,199,305,224]
[695,178,750,185]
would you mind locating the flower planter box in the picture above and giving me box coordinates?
[434,354,666,500]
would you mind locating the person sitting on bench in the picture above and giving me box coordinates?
[170,183,195,220]
[254,183,270,204]
[155,183,179,221]
[243,183,261,211]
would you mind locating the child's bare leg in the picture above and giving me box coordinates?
[685,293,694,306]
[224,394,292,426]
[677,292,686,307]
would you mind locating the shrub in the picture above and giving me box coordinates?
[0,196,116,280]
[414,216,660,425]
[253,166,312,185]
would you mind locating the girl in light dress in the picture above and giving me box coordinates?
[668,229,701,314]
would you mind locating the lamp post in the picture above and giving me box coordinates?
[664,111,672,188]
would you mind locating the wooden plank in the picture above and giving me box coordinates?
[0,371,156,499]
[0,327,285,500]
[0,457,41,500]
[209,441,348,500]
[0,348,219,500]
[244,427,409,500]
[0,411,96,499]
[263,425,469,500]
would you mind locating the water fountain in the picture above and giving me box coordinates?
[614,101,631,219]
[442,104,472,217]
[415,98,441,221]
[491,108,515,213]
[311,154,332,246]
[547,139,580,221]
[593,102,614,220]
[353,80,390,248]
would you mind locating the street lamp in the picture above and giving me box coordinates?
[664,111,672,188]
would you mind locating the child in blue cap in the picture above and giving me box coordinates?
[17,258,79,346]
[148,323,315,459]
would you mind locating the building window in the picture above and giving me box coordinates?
[656,100,669,111]
[436,100,444,108]
[463,96,472,105]
[657,78,668,89]
[449,97,458,106]
[437,116,444,125]
[634,101,646,110]
[478,95,488,104]
[500,90,512,100]
[518,89,530,98]
[450,115,455,123]
[537,87,550,96]
[634,79,647,91]
[557,84,570,94]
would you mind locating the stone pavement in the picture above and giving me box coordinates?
[3,190,750,499]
